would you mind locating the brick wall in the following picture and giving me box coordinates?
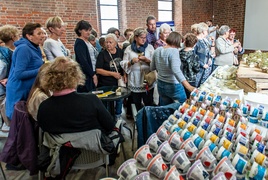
[0,0,247,52]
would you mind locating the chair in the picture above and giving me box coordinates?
[38,129,109,180]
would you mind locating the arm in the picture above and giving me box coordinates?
[194,43,206,68]
[169,49,186,83]
[74,40,94,77]
[216,37,235,54]
[46,40,66,58]
[120,47,132,74]
[14,47,40,80]
[150,51,156,71]
[192,55,201,73]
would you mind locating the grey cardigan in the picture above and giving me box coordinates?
[214,36,235,66]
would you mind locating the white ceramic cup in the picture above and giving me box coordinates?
[168,114,179,124]
[192,134,205,150]
[251,149,267,166]
[186,159,210,180]
[147,154,168,179]
[235,143,249,159]
[231,153,248,174]
[146,133,162,153]
[170,149,191,174]
[218,137,233,151]
[213,157,237,180]
[164,165,184,180]
[180,129,192,141]
[156,125,170,142]
[117,158,138,180]
[216,146,232,161]
[196,146,217,170]
[180,138,198,159]
[168,132,184,151]
[235,133,249,148]
[195,126,208,139]
[134,144,153,168]
[156,141,175,163]
[252,140,266,154]
[249,161,267,179]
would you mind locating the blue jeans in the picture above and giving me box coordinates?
[115,99,123,117]
[157,79,186,106]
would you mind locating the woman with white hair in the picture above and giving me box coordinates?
[96,33,125,120]
[194,22,213,87]
[213,25,240,70]
[154,23,171,49]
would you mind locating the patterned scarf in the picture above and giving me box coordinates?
[131,40,148,55]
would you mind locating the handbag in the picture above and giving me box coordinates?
[144,70,157,86]
[109,52,126,87]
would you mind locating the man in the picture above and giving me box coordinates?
[206,20,218,42]
[146,15,157,47]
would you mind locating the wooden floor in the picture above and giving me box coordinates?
[0,108,136,180]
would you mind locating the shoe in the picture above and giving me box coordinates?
[1,122,10,132]
[0,131,8,138]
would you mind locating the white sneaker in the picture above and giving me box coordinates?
[1,122,10,132]
[0,130,8,138]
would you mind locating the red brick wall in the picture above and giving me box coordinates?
[0,0,247,52]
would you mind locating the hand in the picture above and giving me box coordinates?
[138,55,147,62]
[123,74,128,83]
[113,72,122,80]
[203,64,209,69]
[234,48,239,54]
[132,57,139,63]
[93,75,98,87]
[233,42,240,48]
[0,78,8,86]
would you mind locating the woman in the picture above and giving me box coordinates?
[214,25,240,70]
[228,28,244,64]
[27,63,51,121]
[37,57,121,168]
[0,25,20,130]
[43,16,70,61]
[154,23,171,49]
[96,33,125,120]
[74,20,97,92]
[151,32,194,105]
[5,22,45,120]
[120,27,154,111]
[194,22,213,87]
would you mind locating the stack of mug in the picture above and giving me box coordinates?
[117,88,268,180]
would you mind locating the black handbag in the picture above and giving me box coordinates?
[100,132,116,154]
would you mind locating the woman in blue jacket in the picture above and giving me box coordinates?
[5,23,45,120]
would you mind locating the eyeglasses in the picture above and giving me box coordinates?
[138,36,146,40]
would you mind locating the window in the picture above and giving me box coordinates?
[99,0,119,35]
[158,0,173,21]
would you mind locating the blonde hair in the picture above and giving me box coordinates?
[0,25,19,43]
[45,16,66,32]
[42,57,85,92]
[196,22,208,35]
[133,27,147,37]
[191,23,198,34]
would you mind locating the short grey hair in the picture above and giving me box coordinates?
[196,22,208,35]
[88,34,95,41]
[105,33,117,42]
[159,23,171,33]
[218,25,230,35]
[134,27,147,37]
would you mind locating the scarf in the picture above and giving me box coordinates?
[131,40,148,55]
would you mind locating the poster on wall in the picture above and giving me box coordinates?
[156,21,175,39]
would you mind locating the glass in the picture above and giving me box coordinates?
[158,11,172,21]
[101,20,119,34]
[158,1,172,10]
[100,6,118,19]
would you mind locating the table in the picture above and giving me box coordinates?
[93,86,131,120]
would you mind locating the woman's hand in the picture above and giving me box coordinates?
[93,75,98,87]
[113,72,122,79]
[203,64,209,69]
[0,78,8,86]
[123,74,128,83]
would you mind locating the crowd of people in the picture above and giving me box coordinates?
[0,15,244,173]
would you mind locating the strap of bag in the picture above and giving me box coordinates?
[108,51,119,73]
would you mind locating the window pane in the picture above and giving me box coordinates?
[158,1,172,10]
[100,6,118,19]
[158,11,172,21]
[101,20,119,34]
[100,0,117,5]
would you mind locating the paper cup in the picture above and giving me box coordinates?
[218,137,233,151]
[186,123,197,134]
[192,134,205,150]
[168,132,184,151]
[211,172,227,180]
[196,146,217,169]
[147,154,168,179]
[146,133,162,153]
[252,140,266,154]
[231,154,248,174]
[223,130,235,142]
[134,171,150,180]
[177,119,187,129]
[173,110,182,119]
[134,145,153,168]
[235,134,249,147]
[201,121,211,131]
[207,132,219,145]
[206,141,218,156]
[156,125,170,142]
[251,149,267,166]
[187,160,210,180]
[170,149,191,174]
[117,158,138,180]
[196,126,208,139]
[181,129,192,141]
[180,138,198,159]
[214,157,237,180]
[163,120,173,131]
[191,118,201,127]
[216,146,232,161]
[210,125,222,137]
[249,162,267,180]
[164,165,184,180]
[156,141,175,163]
